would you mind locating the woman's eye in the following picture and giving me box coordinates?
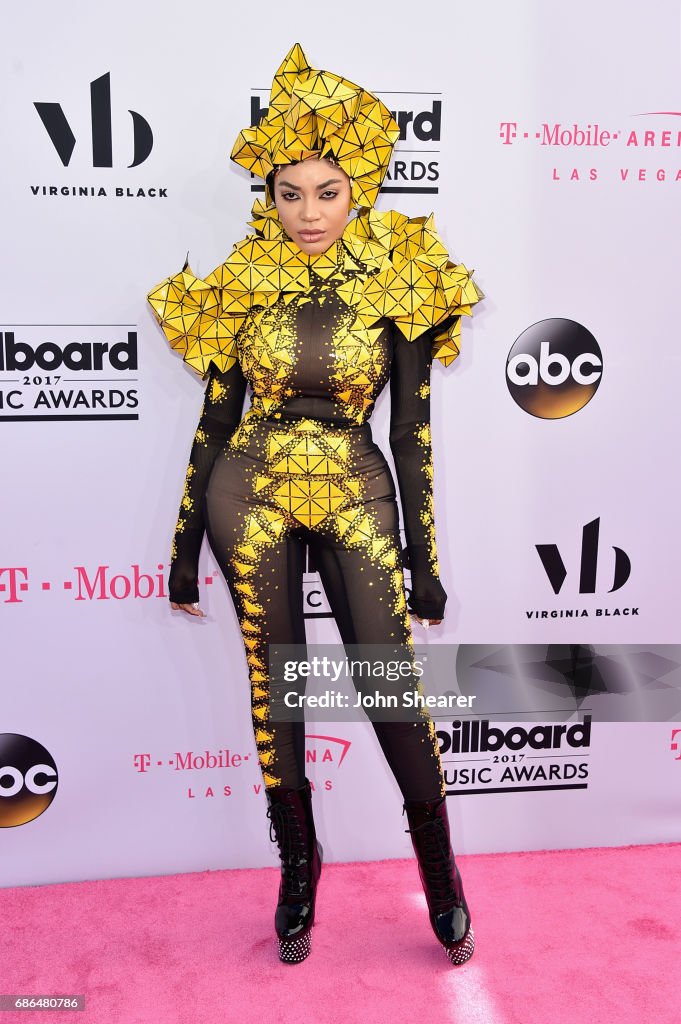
[281,192,299,201]
[321,190,338,199]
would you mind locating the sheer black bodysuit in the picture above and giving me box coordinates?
[163,244,453,801]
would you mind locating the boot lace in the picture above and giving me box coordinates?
[267,802,310,896]
[406,816,460,909]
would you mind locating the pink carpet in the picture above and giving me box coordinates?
[2,844,680,1024]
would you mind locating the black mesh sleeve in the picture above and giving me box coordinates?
[389,322,456,620]
[168,358,248,604]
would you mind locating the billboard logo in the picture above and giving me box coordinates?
[506,318,602,418]
[0,327,140,422]
[248,96,441,142]
[0,734,58,828]
[0,330,137,373]
[248,92,441,195]
[438,717,591,794]
[537,518,631,595]
[35,72,153,168]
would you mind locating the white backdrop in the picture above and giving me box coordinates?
[2,0,680,887]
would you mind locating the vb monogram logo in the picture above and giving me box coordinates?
[536,518,631,595]
[34,72,153,168]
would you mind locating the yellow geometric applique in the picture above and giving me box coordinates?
[148,199,482,384]
[147,262,239,379]
[371,537,391,559]
[329,319,388,422]
[381,548,397,569]
[347,514,374,546]
[243,507,287,546]
[237,544,258,559]
[271,478,346,528]
[230,43,400,209]
[267,433,348,475]
[254,475,274,493]
[333,507,362,537]
[245,514,273,545]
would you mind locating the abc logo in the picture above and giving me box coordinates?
[506,319,603,419]
[0,734,58,828]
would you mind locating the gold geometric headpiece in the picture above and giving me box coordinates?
[230,43,400,209]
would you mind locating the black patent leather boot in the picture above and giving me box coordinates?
[265,777,323,963]
[403,794,475,965]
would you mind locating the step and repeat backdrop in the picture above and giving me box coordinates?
[2,0,680,886]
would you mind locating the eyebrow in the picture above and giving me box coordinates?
[277,178,344,190]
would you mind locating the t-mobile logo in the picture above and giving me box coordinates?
[671,729,681,761]
[34,72,152,167]
[536,518,631,595]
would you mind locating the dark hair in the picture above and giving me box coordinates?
[265,166,289,202]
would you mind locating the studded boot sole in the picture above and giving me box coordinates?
[266,778,322,964]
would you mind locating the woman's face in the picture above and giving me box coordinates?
[273,157,352,255]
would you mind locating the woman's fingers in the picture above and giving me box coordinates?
[170,601,206,617]
[412,615,443,627]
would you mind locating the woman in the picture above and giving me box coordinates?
[148,43,481,966]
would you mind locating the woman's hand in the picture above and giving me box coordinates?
[170,601,206,617]
[411,615,442,629]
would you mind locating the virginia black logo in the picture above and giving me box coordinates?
[506,318,602,418]
[0,734,58,827]
[35,72,153,168]
[537,518,631,594]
